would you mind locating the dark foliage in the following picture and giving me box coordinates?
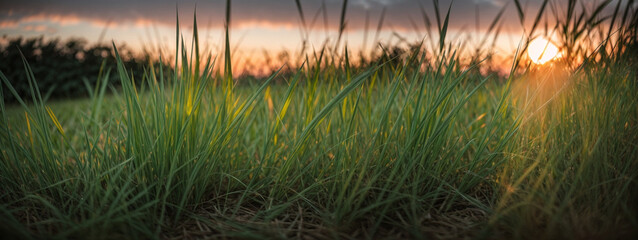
[0,36,148,102]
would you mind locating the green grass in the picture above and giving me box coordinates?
[1,0,637,239]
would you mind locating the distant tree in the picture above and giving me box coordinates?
[0,36,149,102]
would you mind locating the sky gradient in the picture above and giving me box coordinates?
[0,0,622,73]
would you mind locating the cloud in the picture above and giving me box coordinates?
[354,0,402,9]
[0,1,513,30]
[22,24,57,33]
[473,0,504,7]
[0,0,616,35]
[0,20,19,28]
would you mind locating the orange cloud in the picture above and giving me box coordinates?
[0,20,19,28]
[22,24,56,33]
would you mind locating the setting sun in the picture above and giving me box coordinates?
[528,38,559,64]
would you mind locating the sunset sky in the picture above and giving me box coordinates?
[0,0,621,73]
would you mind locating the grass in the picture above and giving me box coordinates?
[1,0,637,239]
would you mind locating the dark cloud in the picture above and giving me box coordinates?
[0,0,547,31]
[0,0,621,37]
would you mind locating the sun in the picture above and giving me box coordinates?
[527,38,560,64]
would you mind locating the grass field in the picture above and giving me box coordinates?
[1,0,637,239]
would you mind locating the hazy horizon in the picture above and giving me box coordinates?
[0,0,623,74]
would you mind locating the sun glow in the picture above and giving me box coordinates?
[527,38,559,64]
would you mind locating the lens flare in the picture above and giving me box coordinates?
[527,38,559,64]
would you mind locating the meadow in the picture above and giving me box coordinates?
[1,0,637,239]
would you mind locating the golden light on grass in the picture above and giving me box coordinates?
[527,38,559,64]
